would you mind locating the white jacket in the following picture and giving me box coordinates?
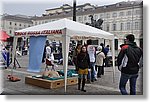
[46,46,54,61]
[95,51,105,66]
[87,45,96,62]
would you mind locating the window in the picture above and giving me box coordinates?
[106,13,110,18]
[100,14,103,18]
[95,15,98,20]
[52,19,55,21]
[127,22,131,30]
[135,22,139,30]
[19,24,22,27]
[14,28,17,30]
[15,23,17,26]
[106,24,110,31]
[127,11,131,16]
[84,16,87,21]
[112,13,117,17]
[112,23,117,31]
[120,23,124,30]
[9,30,12,34]
[88,15,91,21]
[135,10,141,15]
[10,22,12,25]
[119,12,124,16]
[78,16,82,22]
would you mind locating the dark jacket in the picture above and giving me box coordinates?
[117,42,143,74]
[77,52,90,69]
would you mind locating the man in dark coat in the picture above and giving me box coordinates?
[117,34,143,95]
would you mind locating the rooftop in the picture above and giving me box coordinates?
[34,1,143,20]
[1,14,33,23]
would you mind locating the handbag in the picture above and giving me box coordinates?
[118,54,128,71]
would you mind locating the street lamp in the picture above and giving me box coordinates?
[131,2,134,35]
[73,0,76,21]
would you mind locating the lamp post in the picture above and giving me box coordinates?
[73,0,76,21]
[131,2,134,35]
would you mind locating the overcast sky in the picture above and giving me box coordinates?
[1,0,139,16]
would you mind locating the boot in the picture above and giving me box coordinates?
[78,78,81,90]
[97,67,101,78]
[86,79,91,84]
[81,79,86,92]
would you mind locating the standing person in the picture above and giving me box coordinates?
[1,46,9,68]
[46,44,54,61]
[77,45,90,92]
[24,44,28,55]
[104,45,110,67]
[87,40,96,83]
[100,43,106,75]
[21,45,25,56]
[104,45,110,53]
[95,46,105,78]
[72,44,82,71]
[42,40,50,63]
[42,45,46,63]
[100,43,107,56]
[117,34,143,95]
[46,43,55,68]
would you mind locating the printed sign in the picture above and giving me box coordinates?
[15,30,63,36]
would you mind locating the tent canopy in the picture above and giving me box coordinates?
[15,18,114,40]
[13,18,115,92]
[0,30,10,41]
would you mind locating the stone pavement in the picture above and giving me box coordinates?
[1,55,143,95]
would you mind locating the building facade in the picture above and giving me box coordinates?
[32,1,143,49]
[1,14,33,36]
[1,14,33,47]
[1,1,143,49]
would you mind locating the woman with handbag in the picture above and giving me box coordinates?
[77,45,90,92]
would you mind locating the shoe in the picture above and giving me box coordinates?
[97,75,101,78]
[81,89,86,92]
[91,79,94,82]
[81,79,86,92]
[86,79,91,84]
[94,79,97,81]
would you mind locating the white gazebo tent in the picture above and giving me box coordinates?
[12,18,115,92]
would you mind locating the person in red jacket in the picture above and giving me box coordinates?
[117,34,143,95]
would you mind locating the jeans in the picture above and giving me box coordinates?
[87,62,95,81]
[119,73,138,95]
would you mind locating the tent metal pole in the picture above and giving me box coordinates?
[111,39,115,83]
[11,37,18,75]
[62,29,70,92]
